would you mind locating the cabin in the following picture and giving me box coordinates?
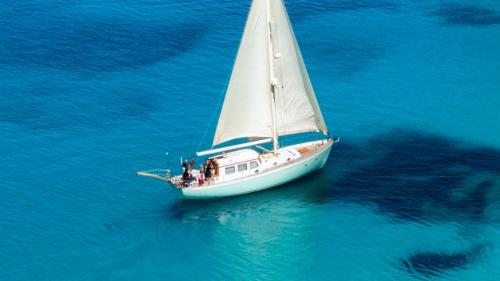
[210,149,261,181]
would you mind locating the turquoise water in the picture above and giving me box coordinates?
[1,0,500,280]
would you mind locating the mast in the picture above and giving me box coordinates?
[211,0,328,148]
[266,0,279,154]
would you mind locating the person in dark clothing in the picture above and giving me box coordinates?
[182,166,190,179]
[182,159,188,172]
[205,160,212,178]
[182,159,191,180]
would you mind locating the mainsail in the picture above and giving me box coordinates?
[213,0,328,147]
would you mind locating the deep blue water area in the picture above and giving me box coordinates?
[1,1,499,280]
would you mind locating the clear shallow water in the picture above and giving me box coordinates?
[1,0,500,280]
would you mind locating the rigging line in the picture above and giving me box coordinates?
[196,75,230,153]
[196,1,255,154]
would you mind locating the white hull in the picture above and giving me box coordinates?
[179,140,333,199]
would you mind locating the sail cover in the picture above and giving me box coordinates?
[213,0,328,147]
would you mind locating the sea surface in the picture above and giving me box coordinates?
[1,0,500,280]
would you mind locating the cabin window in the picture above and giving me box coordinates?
[225,166,235,175]
[238,163,248,172]
[249,161,258,169]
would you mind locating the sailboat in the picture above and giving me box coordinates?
[138,0,338,199]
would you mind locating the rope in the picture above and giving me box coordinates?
[196,75,230,153]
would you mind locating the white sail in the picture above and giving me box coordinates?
[213,0,328,147]
[269,0,328,136]
[213,0,273,146]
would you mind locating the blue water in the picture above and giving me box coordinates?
[1,0,500,280]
